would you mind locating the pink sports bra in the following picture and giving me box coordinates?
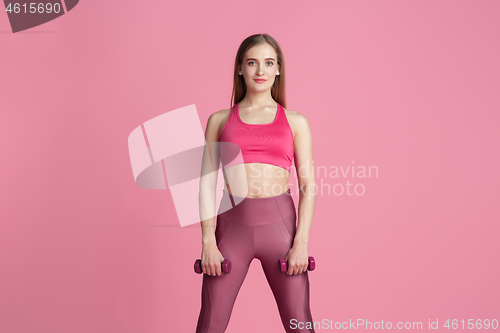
[220,102,294,172]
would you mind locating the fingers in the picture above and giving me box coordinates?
[201,260,224,276]
[215,264,223,277]
[201,262,209,275]
[286,260,309,275]
[202,262,215,276]
[209,261,222,277]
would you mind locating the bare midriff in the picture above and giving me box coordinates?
[222,162,290,198]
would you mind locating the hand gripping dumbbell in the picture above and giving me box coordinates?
[194,259,232,274]
[279,256,315,272]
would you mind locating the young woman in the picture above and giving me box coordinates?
[197,33,316,333]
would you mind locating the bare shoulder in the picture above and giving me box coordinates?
[206,108,232,138]
[283,107,311,139]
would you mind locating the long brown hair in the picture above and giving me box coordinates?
[230,34,286,109]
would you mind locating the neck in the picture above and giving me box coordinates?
[239,90,276,109]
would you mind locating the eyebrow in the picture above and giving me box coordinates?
[246,58,276,61]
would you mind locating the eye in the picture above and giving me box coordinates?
[247,61,274,66]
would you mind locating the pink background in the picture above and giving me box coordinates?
[1,1,499,332]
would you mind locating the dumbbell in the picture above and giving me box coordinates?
[279,256,315,272]
[194,259,232,274]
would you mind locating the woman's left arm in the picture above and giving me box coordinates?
[284,111,316,275]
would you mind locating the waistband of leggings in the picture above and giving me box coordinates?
[218,189,295,225]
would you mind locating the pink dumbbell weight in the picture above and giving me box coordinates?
[194,259,232,274]
[279,256,315,272]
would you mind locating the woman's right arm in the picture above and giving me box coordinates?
[199,112,226,276]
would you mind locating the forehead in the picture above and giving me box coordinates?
[245,43,277,59]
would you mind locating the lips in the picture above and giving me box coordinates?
[254,79,266,83]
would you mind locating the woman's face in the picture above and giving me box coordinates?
[240,43,280,91]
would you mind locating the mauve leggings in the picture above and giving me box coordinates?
[196,189,315,333]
